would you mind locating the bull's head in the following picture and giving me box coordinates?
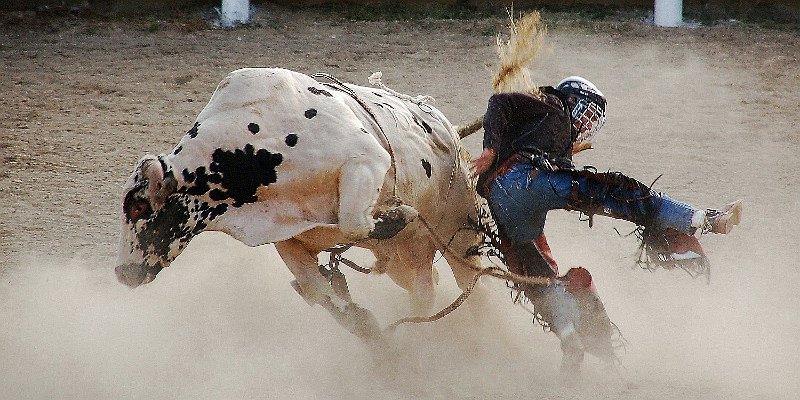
[115,155,197,287]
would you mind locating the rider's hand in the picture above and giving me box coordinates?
[572,141,593,155]
[470,148,496,179]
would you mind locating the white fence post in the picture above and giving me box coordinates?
[654,0,683,27]
[221,0,250,27]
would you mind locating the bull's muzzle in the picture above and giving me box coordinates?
[115,263,163,287]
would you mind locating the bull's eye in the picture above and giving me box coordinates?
[127,199,152,223]
[128,200,152,222]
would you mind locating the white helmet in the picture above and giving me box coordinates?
[556,76,607,143]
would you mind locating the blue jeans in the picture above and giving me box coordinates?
[488,162,698,243]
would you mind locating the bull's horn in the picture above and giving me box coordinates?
[141,155,177,208]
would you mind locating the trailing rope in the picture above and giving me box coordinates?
[318,210,551,332]
[456,116,484,139]
[384,265,502,333]
[382,213,551,331]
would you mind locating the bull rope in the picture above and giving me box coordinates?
[311,62,551,333]
[384,264,502,333]
[383,214,550,332]
[366,71,465,192]
[368,71,435,106]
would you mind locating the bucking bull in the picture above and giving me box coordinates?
[116,67,491,340]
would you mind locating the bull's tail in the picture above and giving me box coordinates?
[456,116,484,138]
[493,11,547,95]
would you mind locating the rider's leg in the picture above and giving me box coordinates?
[525,168,741,236]
[488,166,557,277]
[487,169,585,372]
[504,238,586,373]
[488,163,622,371]
[526,168,742,266]
[563,267,614,363]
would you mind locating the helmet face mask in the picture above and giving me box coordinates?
[570,94,606,142]
[557,76,607,143]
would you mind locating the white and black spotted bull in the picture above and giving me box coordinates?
[116,67,486,340]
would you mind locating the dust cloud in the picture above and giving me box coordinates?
[2,230,795,399]
[2,8,799,399]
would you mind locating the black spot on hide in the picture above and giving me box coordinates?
[196,201,229,222]
[285,134,298,147]
[179,146,283,207]
[209,189,228,201]
[207,144,283,207]
[181,166,212,196]
[308,87,333,97]
[421,159,432,178]
[373,92,383,97]
[136,196,193,261]
[182,169,195,183]
[413,115,433,134]
[173,146,182,155]
[248,123,260,134]
[304,109,317,119]
[210,203,228,220]
[187,122,200,138]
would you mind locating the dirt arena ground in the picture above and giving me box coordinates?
[2,5,799,399]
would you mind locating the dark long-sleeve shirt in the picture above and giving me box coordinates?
[482,88,574,169]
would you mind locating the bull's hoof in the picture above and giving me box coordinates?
[342,303,383,341]
[290,280,316,306]
[368,205,418,240]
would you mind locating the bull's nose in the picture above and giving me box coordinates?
[115,263,147,288]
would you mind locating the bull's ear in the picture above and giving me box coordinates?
[141,156,177,209]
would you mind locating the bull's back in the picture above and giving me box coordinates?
[170,68,385,191]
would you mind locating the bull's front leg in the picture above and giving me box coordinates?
[275,238,382,341]
[338,155,418,241]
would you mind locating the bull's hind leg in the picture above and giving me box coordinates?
[275,238,382,341]
[373,237,438,316]
[338,153,418,241]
